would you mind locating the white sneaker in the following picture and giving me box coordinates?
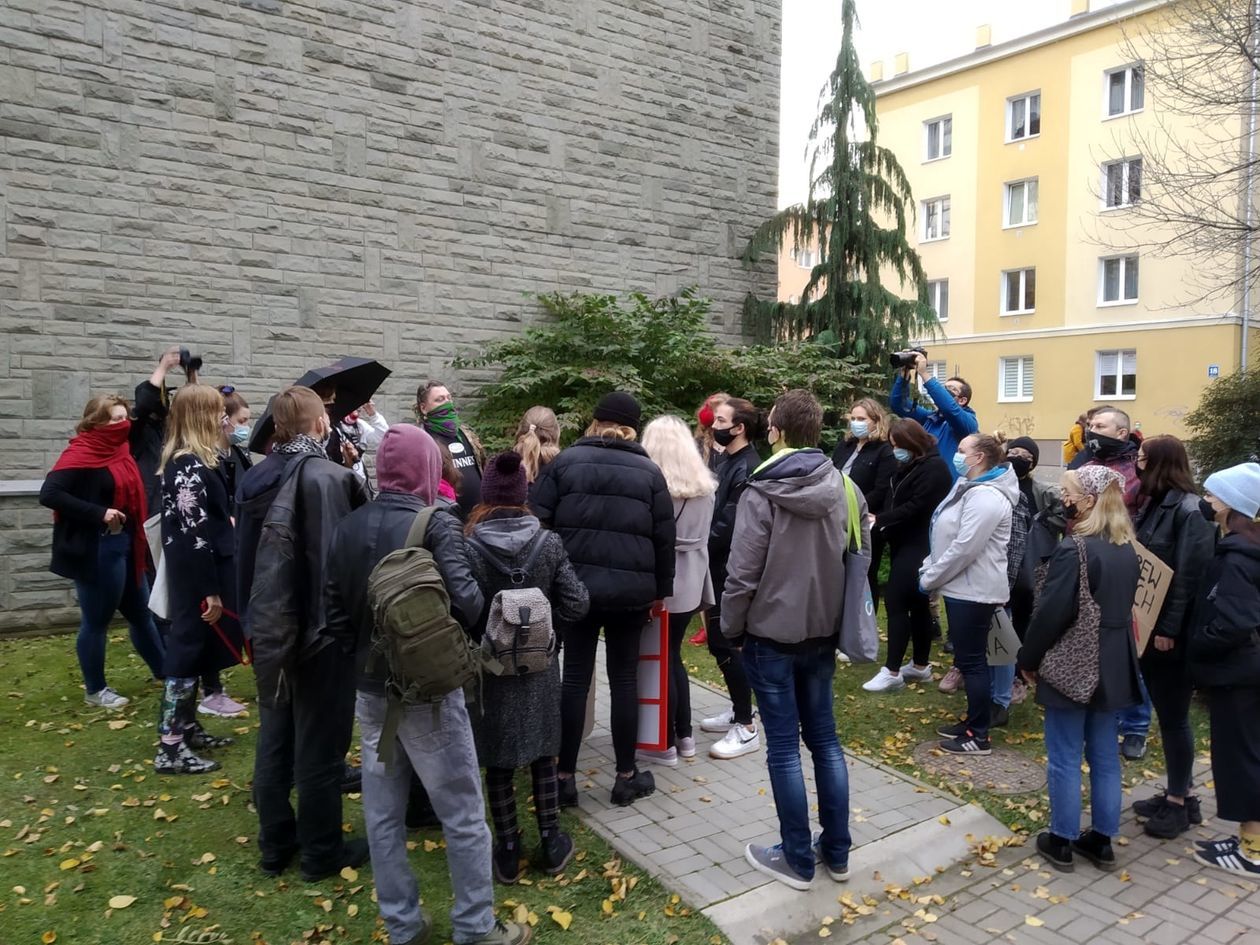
[85,687,129,709]
[636,747,679,768]
[677,736,697,759]
[861,667,906,692]
[700,709,736,733]
[899,662,933,683]
[710,722,760,759]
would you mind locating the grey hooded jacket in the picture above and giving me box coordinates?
[919,464,1020,604]
[721,449,870,645]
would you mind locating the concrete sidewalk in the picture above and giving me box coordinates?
[572,653,1009,945]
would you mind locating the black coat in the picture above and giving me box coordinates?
[1017,536,1143,712]
[1135,490,1217,656]
[131,380,171,514]
[160,454,240,677]
[1188,535,1260,688]
[324,492,485,694]
[874,454,953,554]
[222,443,253,502]
[430,427,484,518]
[708,442,762,581]
[831,438,898,515]
[530,436,675,610]
[39,467,126,583]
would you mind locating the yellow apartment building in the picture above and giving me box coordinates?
[786,0,1258,453]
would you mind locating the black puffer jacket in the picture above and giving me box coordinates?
[1189,534,1260,688]
[530,436,675,609]
[709,442,761,580]
[324,492,484,695]
[873,454,953,552]
[1135,490,1217,649]
[831,438,898,515]
[1017,536,1143,712]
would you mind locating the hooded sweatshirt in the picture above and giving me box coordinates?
[721,448,869,645]
[919,463,1020,604]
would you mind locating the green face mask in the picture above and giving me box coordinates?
[423,401,460,438]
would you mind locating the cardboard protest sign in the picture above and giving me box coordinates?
[987,608,1020,666]
[1131,540,1173,655]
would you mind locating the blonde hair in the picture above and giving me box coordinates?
[513,406,561,482]
[693,392,730,466]
[849,397,890,442]
[160,384,225,470]
[1063,472,1135,545]
[76,394,129,434]
[642,415,718,499]
[585,419,637,441]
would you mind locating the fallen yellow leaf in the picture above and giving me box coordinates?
[197,852,216,865]
[513,904,529,924]
[550,909,573,930]
[818,929,832,938]
[41,933,56,945]
[340,866,359,881]
[1025,916,1044,927]
[938,815,951,825]
[107,720,129,730]
[347,903,359,917]
[108,895,137,909]
[602,899,614,915]
[58,859,79,871]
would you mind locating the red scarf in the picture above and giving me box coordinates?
[50,420,149,586]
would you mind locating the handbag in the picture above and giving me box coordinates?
[142,512,170,620]
[837,475,878,663]
[1037,535,1101,704]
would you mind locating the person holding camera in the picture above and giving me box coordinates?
[889,352,978,478]
[133,345,200,512]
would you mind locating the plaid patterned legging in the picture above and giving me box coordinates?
[485,758,559,841]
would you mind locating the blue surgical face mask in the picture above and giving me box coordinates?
[849,420,870,439]
[231,425,251,446]
[893,447,911,462]
[952,451,970,476]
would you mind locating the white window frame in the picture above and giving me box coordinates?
[1099,255,1139,305]
[998,356,1035,404]
[927,278,949,321]
[1104,64,1145,118]
[924,360,948,382]
[792,246,816,269]
[1095,349,1138,401]
[1006,91,1041,142]
[922,196,951,242]
[1000,267,1036,315]
[1101,157,1142,209]
[1003,178,1039,228]
[924,115,953,162]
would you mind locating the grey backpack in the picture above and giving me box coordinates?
[467,533,556,676]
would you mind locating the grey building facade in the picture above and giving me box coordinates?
[0,0,780,631]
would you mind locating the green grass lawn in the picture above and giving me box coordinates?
[0,634,728,945]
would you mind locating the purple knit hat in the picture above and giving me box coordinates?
[377,425,442,504]
[481,451,529,507]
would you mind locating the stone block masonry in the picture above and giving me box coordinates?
[0,0,780,630]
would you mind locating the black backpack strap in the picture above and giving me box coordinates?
[467,531,547,586]
[465,535,515,578]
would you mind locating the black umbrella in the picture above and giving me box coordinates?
[247,357,392,454]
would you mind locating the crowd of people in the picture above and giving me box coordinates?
[33,344,1260,937]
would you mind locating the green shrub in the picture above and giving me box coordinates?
[1184,368,1260,476]
[452,289,882,450]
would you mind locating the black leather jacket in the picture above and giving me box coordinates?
[1135,490,1217,644]
[324,492,484,694]
[708,442,762,580]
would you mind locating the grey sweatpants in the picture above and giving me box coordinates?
[356,689,495,944]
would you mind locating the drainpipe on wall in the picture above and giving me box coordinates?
[1242,0,1260,374]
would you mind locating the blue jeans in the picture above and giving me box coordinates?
[741,636,851,878]
[1044,705,1122,839]
[1116,669,1152,737]
[72,531,165,693]
[990,663,1015,709]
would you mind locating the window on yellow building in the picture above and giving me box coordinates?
[925,116,952,161]
[1103,158,1142,208]
[925,360,948,381]
[1004,179,1039,227]
[999,356,1035,403]
[1007,92,1041,142]
[1001,268,1035,315]
[1096,349,1137,399]
[927,279,949,321]
[1100,255,1139,304]
[1105,65,1144,117]
[923,197,951,241]
[793,247,816,269]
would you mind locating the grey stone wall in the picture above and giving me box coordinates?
[0,0,780,631]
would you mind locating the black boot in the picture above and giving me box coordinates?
[493,831,523,885]
[539,830,575,876]
[1071,829,1118,871]
[610,768,655,807]
[989,702,1010,728]
[1036,832,1074,872]
[558,776,578,809]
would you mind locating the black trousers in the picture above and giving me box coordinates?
[706,597,755,725]
[1142,649,1196,798]
[943,597,994,739]
[868,529,887,613]
[884,544,933,672]
[667,610,697,745]
[559,608,647,775]
[1207,685,1260,823]
[253,642,356,871]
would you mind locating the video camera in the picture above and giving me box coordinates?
[179,347,203,375]
[889,346,927,370]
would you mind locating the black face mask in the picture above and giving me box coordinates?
[1086,432,1127,457]
[1199,498,1220,525]
[712,427,738,447]
[1063,501,1080,521]
[1010,456,1034,480]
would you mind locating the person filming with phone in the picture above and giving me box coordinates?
[889,350,979,478]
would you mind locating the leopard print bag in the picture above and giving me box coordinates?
[1037,535,1101,704]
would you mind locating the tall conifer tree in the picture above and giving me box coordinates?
[743,0,938,366]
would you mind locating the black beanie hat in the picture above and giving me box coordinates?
[1007,436,1040,467]
[593,391,642,432]
[481,451,529,507]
